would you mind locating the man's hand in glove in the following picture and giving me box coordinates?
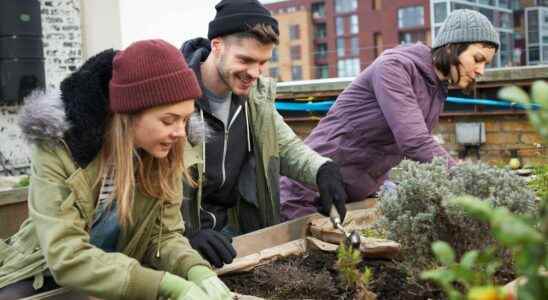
[316,161,348,222]
[188,229,237,268]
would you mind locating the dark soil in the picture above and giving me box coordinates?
[221,249,445,300]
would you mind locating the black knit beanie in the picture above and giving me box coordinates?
[208,0,279,40]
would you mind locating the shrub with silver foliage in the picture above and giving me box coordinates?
[378,158,537,273]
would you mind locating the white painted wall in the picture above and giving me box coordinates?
[80,0,123,59]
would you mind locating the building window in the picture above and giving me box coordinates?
[478,0,495,6]
[271,48,278,62]
[479,8,495,26]
[291,65,303,80]
[500,31,513,67]
[372,0,381,11]
[528,10,539,44]
[315,43,328,60]
[335,0,357,14]
[312,2,325,18]
[398,6,424,29]
[269,67,279,79]
[290,45,301,60]
[337,58,360,77]
[498,0,511,9]
[316,65,329,79]
[337,37,345,57]
[373,32,383,58]
[451,3,473,11]
[399,31,426,45]
[289,25,300,40]
[529,46,540,63]
[314,23,327,38]
[498,11,513,29]
[434,2,447,24]
[350,15,359,34]
[336,16,345,36]
[350,36,359,56]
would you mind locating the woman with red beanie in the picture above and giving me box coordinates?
[0,39,232,300]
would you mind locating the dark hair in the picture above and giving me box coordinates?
[225,23,279,45]
[432,42,498,94]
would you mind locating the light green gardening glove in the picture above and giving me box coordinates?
[188,265,233,300]
[159,272,210,300]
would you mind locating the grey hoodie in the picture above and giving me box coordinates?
[280,43,456,221]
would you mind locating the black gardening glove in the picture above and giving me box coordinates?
[188,229,237,268]
[316,161,348,222]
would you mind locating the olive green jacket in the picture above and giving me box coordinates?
[182,77,330,235]
[0,142,209,300]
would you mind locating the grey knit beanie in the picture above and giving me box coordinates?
[433,9,500,49]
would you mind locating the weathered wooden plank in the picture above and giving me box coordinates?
[0,188,29,239]
[19,199,378,300]
[0,188,28,206]
[232,198,377,257]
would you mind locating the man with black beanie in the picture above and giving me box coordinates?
[180,0,348,268]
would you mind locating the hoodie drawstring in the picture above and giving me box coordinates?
[200,109,207,175]
[245,102,251,153]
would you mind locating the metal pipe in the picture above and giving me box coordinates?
[275,97,542,112]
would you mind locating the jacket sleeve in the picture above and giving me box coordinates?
[28,144,163,300]
[372,59,455,166]
[271,88,331,186]
[144,196,211,278]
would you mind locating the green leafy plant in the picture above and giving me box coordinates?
[14,176,29,188]
[360,227,386,239]
[528,165,548,199]
[442,196,546,300]
[498,80,548,140]
[336,243,375,299]
[421,240,508,300]
[423,81,548,300]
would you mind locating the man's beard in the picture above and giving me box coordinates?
[216,56,231,90]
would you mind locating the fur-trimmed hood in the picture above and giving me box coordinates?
[19,49,206,168]
[19,49,116,168]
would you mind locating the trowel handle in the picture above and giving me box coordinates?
[329,206,341,228]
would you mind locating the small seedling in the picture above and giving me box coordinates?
[336,243,376,300]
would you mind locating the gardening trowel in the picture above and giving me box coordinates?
[329,206,361,249]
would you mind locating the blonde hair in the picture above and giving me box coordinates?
[96,113,188,227]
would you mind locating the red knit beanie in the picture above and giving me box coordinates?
[109,39,201,113]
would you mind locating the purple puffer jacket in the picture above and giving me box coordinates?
[280,43,456,221]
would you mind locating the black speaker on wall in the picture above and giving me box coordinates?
[0,0,45,105]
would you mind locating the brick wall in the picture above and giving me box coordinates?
[0,0,82,174]
[286,114,547,167]
[41,0,83,90]
[434,114,547,166]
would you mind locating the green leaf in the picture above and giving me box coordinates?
[499,85,530,104]
[432,241,455,266]
[530,80,548,107]
[450,196,492,221]
[460,250,479,271]
[492,216,543,245]
[421,268,455,285]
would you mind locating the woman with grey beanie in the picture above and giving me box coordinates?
[279,9,500,221]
